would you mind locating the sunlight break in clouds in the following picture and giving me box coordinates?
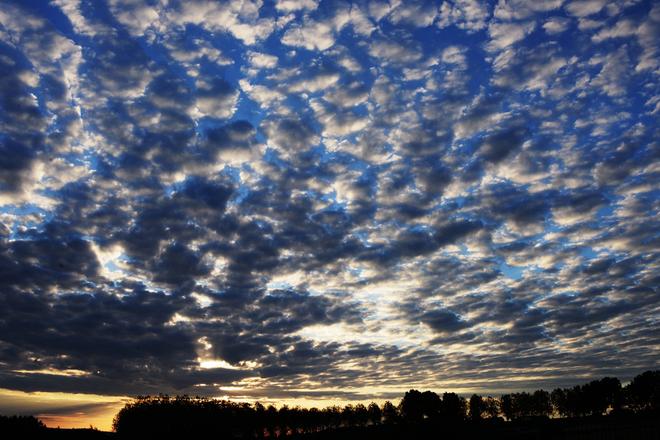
[0,0,658,430]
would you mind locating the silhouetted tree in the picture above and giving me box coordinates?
[552,377,623,418]
[367,402,382,425]
[289,406,303,434]
[265,404,278,437]
[500,394,514,421]
[500,391,552,419]
[564,386,587,417]
[483,396,501,419]
[382,401,399,424]
[253,402,266,438]
[400,390,442,423]
[0,415,46,438]
[626,370,660,413]
[279,405,292,435]
[514,392,532,418]
[324,405,342,429]
[469,394,485,421]
[342,404,356,427]
[531,390,552,417]
[399,390,424,423]
[581,377,622,416]
[353,403,369,427]
[113,394,257,438]
[551,388,570,417]
[421,391,442,420]
[441,392,466,422]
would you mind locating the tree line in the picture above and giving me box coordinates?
[110,370,659,438]
[0,415,46,434]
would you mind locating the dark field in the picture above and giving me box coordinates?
[288,417,660,440]
[7,417,660,440]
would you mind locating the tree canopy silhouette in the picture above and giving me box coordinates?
[106,370,659,438]
[0,415,46,437]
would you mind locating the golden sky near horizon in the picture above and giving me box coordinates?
[0,389,126,431]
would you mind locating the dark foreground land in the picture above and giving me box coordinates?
[4,416,660,440]
[287,417,660,440]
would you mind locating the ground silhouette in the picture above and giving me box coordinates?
[2,370,658,439]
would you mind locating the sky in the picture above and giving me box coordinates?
[0,0,659,431]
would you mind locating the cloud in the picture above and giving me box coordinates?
[588,46,632,97]
[0,54,45,194]
[51,0,99,36]
[494,0,564,21]
[169,0,275,45]
[239,80,286,109]
[592,6,660,73]
[163,33,233,76]
[247,51,279,69]
[438,0,490,33]
[478,124,529,163]
[565,0,608,17]
[487,21,536,51]
[107,0,161,37]
[276,0,319,13]
[311,99,369,137]
[453,93,508,139]
[203,120,263,165]
[368,33,423,64]
[288,66,341,93]
[279,3,376,53]
[282,19,336,51]
[2,234,100,289]
[86,38,154,99]
[421,309,471,334]
[388,2,438,27]
[195,77,239,119]
[261,118,320,156]
[552,188,608,226]
[543,17,571,34]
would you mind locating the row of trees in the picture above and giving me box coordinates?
[406,389,553,422]
[0,415,46,436]
[419,371,660,422]
[113,395,400,438]
[112,370,659,437]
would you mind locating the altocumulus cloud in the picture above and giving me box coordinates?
[0,0,658,405]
